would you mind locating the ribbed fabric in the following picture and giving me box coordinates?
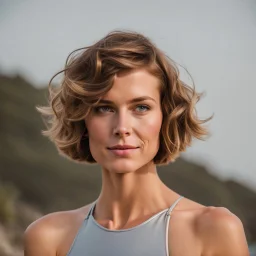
[67,195,184,256]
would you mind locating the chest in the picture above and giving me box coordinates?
[58,211,202,256]
[66,215,168,256]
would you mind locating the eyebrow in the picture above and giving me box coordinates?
[97,96,156,104]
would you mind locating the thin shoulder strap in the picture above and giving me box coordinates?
[85,200,97,220]
[166,195,184,216]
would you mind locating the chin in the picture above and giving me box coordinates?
[103,160,143,174]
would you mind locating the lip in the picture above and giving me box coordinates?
[107,144,139,150]
[108,148,139,157]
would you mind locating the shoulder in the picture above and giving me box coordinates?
[24,204,92,256]
[167,197,206,255]
[196,206,250,256]
[168,198,249,256]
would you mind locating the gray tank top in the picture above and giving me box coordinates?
[67,195,184,256]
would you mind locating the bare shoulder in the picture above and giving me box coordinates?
[24,203,93,256]
[196,206,250,256]
[168,197,249,256]
[167,197,207,256]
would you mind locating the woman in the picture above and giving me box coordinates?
[24,30,249,256]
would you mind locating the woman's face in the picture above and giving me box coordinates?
[85,68,163,173]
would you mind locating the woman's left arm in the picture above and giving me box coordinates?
[198,207,250,256]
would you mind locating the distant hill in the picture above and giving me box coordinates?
[0,73,255,246]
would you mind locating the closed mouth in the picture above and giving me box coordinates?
[108,147,139,150]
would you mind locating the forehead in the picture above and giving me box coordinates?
[103,69,161,101]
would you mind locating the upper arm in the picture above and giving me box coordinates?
[24,214,58,256]
[198,207,250,256]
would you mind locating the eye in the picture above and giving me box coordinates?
[93,104,150,114]
[135,105,150,112]
[94,106,113,113]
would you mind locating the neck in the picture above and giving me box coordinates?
[94,162,179,229]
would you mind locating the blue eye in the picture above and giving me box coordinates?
[136,105,150,112]
[94,106,112,113]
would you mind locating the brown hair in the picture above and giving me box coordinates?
[37,29,213,166]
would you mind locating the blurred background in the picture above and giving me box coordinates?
[0,0,255,255]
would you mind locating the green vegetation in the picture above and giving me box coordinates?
[0,182,19,224]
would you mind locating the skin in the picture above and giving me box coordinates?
[24,69,250,256]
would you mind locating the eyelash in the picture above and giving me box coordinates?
[94,105,151,114]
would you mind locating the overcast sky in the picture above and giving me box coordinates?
[0,0,255,190]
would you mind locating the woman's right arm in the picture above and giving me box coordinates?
[23,214,59,256]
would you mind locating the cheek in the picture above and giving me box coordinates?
[86,119,108,162]
[142,114,162,137]
[86,119,109,145]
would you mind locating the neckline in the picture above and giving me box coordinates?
[89,202,169,233]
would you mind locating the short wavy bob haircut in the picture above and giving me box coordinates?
[37,30,213,166]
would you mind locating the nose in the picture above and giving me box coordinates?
[114,126,131,138]
[113,110,132,138]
